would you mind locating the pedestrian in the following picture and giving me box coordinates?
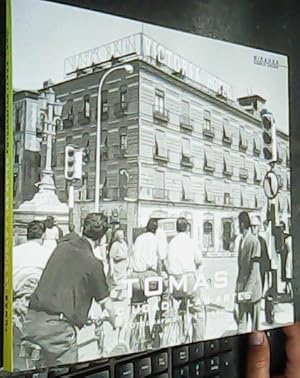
[250,216,271,293]
[166,217,205,342]
[284,232,293,296]
[13,220,53,371]
[42,216,61,252]
[109,228,129,289]
[22,212,117,367]
[235,211,262,333]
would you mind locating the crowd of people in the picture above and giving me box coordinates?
[12,210,293,369]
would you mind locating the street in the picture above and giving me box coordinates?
[75,256,294,363]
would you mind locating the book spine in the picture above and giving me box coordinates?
[4,0,13,371]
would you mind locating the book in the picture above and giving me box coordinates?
[4,0,295,372]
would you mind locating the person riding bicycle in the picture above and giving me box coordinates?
[130,218,167,347]
[22,212,118,367]
[166,217,205,342]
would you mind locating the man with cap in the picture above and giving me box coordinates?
[13,220,52,371]
[235,211,262,333]
[22,213,116,367]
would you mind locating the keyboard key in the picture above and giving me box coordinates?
[116,363,134,378]
[135,357,152,376]
[173,346,189,366]
[189,360,205,377]
[189,342,204,361]
[205,356,220,375]
[220,351,238,377]
[219,337,234,352]
[86,370,110,378]
[173,365,189,378]
[205,340,219,356]
[152,351,168,373]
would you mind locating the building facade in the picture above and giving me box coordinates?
[13,34,291,255]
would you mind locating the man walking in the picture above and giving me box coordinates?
[167,217,205,341]
[235,211,262,333]
[22,213,116,367]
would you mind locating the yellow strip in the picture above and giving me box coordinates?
[4,0,13,371]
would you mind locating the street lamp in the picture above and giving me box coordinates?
[39,88,63,191]
[94,64,134,211]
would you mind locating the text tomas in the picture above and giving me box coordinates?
[122,271,228,299]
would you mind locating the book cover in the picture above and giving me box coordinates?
[5,0,295,372]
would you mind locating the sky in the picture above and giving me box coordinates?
[12,0,289,134]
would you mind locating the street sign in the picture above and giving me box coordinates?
[263,171,279,199]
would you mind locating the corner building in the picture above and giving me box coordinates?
[36,35,291,255]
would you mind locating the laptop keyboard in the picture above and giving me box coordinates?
[52,334,246,377]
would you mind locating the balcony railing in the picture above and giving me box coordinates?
[180,115,194,132]
[223,166,233,177]
[203,125,215,138]
[222,133,232,145]
[239,168,249,180]
[139,186,196,202]
[153,105,170,123]
[181,156,194,168]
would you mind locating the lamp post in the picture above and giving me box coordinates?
[94,64,134,211]
[39,88,63,191]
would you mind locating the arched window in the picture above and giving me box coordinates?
[203,221,213,248]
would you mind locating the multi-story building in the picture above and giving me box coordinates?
[13,90,42,206]
[13,34,291,255]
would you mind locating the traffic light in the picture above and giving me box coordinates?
[82,147,90,165]
[261,109,277,163]
[64,145,82,181]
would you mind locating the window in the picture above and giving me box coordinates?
[222,220,233,251]
[120,127,127,150]
[286,149,290,167]
[204,110,211,130]
[182,100,189,116]
[62,99,74,128]
[224,192,231,206]
[155,89,165,113]
[203,221,213,248]
[239,156,248,180]
[119,168,129,199]
[182,176,193,201]
[204,145,215,172]
[15,107,21,131]
[223,151,233,176]
[204,180,214,203]
[83,95,90,119]
[181,138,193,167]
[239,126,248,150]
[223,119,232,144]
[101,170,108,199]
[254,162,262,183]
[253,133,261,155]
[180,100,193,130]
[82,133,89,148]
[14,142,19,163]
[101,90,109,120]
[287,173,290,190]
[153,170,165,199]
[154,130,168,161]
[240,190,244,207]
[120,85,127,110]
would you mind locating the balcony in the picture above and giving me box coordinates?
[181,156,194,169]
[222,133,232,145]
[180,115,194,132]
[153,105,170,123]
[223,166,233,177]
[239,139,248,152]
[239,168,249,180]
[253,142,261,156]
[203,125,215,138]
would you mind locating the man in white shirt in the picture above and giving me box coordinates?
[13,220,53,370]
[167,217,205,342]
[131,218,165,347]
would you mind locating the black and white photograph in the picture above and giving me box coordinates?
[10,0,293,372]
